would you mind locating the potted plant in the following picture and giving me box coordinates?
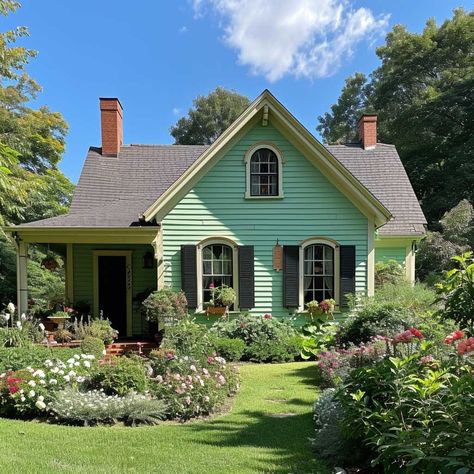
[41,251,60,271]
[206,284,236,318]
[142,288,188,343]
[47,310,71,330]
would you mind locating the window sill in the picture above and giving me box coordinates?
[244,194,284,200]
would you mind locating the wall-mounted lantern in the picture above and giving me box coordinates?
[273,239,283,272]
[143,251,155,269]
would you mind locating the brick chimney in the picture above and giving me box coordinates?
[358,114,377,149]
[100,98,123,156]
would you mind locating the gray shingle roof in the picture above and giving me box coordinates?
[22,142,425,236]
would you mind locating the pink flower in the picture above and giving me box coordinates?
[208,283,215,289]
[444,330,465,345]
[207,356,215,364]
[419,355,434,364]
[393,328,423,344]
[263,314,272,319]
[457,337,474,356]
[408,328,424,339]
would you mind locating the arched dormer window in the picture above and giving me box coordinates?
[245,144,283,199]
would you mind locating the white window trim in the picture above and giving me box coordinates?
[299,238,340,312]
[196,237,240,312]
[244,142,284,199]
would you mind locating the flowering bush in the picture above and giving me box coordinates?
[142,288,188,325]
[316,328,474,472]
[49,387,167,426]
[0,353,96,418]
[148,350,239,420]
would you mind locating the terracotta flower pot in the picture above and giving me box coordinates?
[206,306,228,318]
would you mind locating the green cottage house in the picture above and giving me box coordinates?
[5,90,426,336]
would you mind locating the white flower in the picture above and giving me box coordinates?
[38,395,44,402]
[204,396,210,402]
[16,321,22,330]
[74,354,80,360]
[38,323,45,332]
[28,380,36,387]
[49,379,57,385]
[67,358,75,364]
[39,379,46,385]
[68,371,76,377]
[33,370,45,378]
[51,367,59,374]
[76,376,85,383]
[20,396,26,402]
[35,400,46,410]
[83,361,91,368]
[20,313,26,321]
[63,375,70,382]
[28,390,35,398]
[190,365,197,372]
[74,362,80,367]
[58,370,64,375]
[7,302,15,314]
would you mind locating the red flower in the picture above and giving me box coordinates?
[208,283,215,289]
[8,386,19,394]
[444,330,465,345]
[408,328,424,339]
[207,356,215,364]
[263,314,272,319]
[457,337,474,356]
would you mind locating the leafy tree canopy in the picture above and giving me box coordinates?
[317,9,474,225]
[170,87,250,145]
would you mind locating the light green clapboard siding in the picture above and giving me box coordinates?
[375,247,406,266]
[162,122,368,318]
[72,244,156,335]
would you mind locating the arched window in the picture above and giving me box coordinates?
[201,243,234,304]
[245,144,283,198]
[302,243,335,304]
[249,148,279,196]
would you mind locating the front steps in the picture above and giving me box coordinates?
[104,341,158,359]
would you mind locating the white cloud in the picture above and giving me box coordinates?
[172,107,181,116]
[192,0,389,81]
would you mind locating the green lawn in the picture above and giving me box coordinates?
[0,362,329,474]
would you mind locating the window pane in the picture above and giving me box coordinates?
[304,276,313,291]
[323,277,333,290]
[324,245,334,260]
[212,245,222,259]
[304,291,314,304]
[324,260,333,275]
[304,260,312,275]
[222,246,232,260]
[313,261,324,274]
[203,260,212,275]
[304,246,313,261]
[223,260,232,274]
[212,260,222,275]
[314,245,323,260]
[315,290,324,302]
[203,246,212,259]
[314,277,324,289]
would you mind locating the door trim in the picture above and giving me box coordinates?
[93,250,133,337]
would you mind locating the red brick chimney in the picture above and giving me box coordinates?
[100,98,123,156]
[358,114,377,149]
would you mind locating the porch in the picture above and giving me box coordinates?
[7,227,162,338]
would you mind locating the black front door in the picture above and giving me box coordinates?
[98,256,127,337]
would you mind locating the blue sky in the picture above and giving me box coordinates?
[4,0,470,182]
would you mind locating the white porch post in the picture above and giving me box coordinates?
[16,240,29,317]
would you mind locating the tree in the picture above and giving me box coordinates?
[170,87,250,145]
[317,9,474,225]
[0,1,73,307]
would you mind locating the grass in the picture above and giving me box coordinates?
[0,362,329,474]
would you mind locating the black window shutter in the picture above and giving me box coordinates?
[283,245,300,307]
[238,246,255,310]
[181,245,197,309]
[340,245,356,307]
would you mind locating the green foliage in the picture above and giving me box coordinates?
[338,354,474,472]
[170,87,250,145]
[211,313,301,362]
[49,388,167,426]
[247,335,302,363]
[161,318,214,359]
[53,329,73,343]
[417,200,474,280]
[90,356,147,396]
[0,346,80,372]
[436,252,474,329]
[212,285,237,307]
[80,336,105,359]
[142,288,188,325]
[212,337,245,361]
[317,9,474,224]
[87,319,118,344]
[374,259,404,288]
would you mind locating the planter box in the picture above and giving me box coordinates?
[206,306,229,318]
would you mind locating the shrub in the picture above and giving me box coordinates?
[49,388,167,426]
[436,252,474,329]
[338,352,474,473]
[80,336,105,359]
[212,337,245,361]
[246,335,302,363]
[87,319,118,344]
[54,329,73,343]
[69,317,118,343]
[162,318,215,359]
[142,288,187,325]
[90,356,148,396]
[374,259,404,287]
[149,352,239,420]
[0,347,80,372]
[0,327,32,348]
